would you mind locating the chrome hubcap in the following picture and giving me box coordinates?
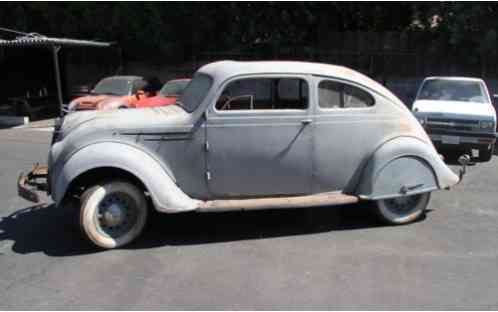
[384,194,421,213]
[102,203,125,227]
[96,193,137,238]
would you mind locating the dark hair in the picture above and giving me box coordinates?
[143,76,162,93]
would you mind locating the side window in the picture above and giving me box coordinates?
[318,80,374,109]
[318,80,342,108]
[216,78,308,111]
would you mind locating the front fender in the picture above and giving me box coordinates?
[355,136,459,200]
[52,142,200,213]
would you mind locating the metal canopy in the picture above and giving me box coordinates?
[0,36,112,48]
[0,31,113,117]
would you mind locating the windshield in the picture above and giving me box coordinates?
[92,78,132,96]
[417,79,488,103]
[159,80,191,97]
[176,74,213,112]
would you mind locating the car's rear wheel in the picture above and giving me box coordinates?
[79,180,148,249]
[374,192,430,225]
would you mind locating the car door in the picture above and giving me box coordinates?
[312,77,390,193]
[205,75,313,198]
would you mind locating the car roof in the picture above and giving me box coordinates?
[198,60,403,105]
[423,76,484,83]
[101,75,144,82]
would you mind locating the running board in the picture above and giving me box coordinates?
[197,192,359,212]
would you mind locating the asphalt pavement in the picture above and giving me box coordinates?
[1,127,498,309]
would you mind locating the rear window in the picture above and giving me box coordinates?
[318,80,375,108]
[92,78,132,96]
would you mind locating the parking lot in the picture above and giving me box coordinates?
[1,126,498,309]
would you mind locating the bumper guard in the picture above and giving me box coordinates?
[457,154,471,183]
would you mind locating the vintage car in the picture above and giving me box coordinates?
[134,78,191,108]
[67,75,147,111]
[412,77,497,162]
[18,61,467,249]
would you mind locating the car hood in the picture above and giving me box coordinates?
[413,100,496,119]
[60,105,190,138]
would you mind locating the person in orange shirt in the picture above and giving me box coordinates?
[126,77,163,108]
[97,76,163,111]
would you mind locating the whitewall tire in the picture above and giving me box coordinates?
[79,181,148,249]
[374,192,431,225]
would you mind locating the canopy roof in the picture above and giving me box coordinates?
[0,35,112,48]
[0,30,114,117]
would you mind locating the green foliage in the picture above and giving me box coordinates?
[1,2,497,65]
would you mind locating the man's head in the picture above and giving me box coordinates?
[143,76,163,97]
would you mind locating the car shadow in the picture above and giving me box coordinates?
[0,202,427,257]
[0,203,96,256]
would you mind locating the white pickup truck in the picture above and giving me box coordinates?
[412,77,497,162]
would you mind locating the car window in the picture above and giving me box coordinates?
[216,78,308,111]
[159,80,190,97]
[176,74,213,112]
[132,80,147,94]
[416,79,488,103]
[92,78,132,96]
[319,80,374,108]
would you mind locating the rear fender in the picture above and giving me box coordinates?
[354,136,459,200]
[52,142,200,213]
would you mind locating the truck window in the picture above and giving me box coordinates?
[417,79,488,103]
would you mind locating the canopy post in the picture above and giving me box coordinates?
[52,45,64,117]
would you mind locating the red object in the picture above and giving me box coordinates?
[134,78,191,108]
[133,96,177,108]
[70,78,190,111]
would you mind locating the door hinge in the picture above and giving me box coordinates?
[206,171,211,180]
[205,141,210,151]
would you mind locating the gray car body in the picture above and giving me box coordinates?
[48,61,459,213]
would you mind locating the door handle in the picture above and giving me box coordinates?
[301,118,313,125]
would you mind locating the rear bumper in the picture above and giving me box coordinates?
[17,164,48,203]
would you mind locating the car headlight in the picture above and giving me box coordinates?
[480,121,494,129]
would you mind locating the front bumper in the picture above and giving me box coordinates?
[17,164,48,203]
[427,129,496,149]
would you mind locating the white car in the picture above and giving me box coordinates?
[412,77,497,162]
[19,62,464,249]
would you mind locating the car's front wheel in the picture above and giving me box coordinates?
[374,192,430,225]
[79,180,148,249]
[478,147,493,162]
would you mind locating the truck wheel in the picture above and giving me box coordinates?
[79,180,148,249]
[478,147,493,162]
[374,192,430,225]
